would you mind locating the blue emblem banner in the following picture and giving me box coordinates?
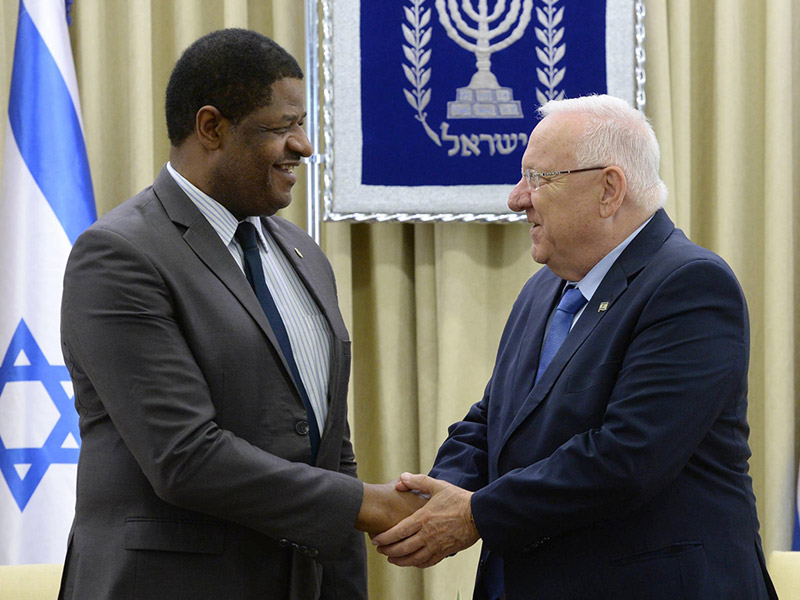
[361,0,607,187]
[325,0,637,220]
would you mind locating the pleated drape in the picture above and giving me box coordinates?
[1,2,797,598]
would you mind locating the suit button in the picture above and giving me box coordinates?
[278,538,291,547]
[295,420,310,436]
[308,548,319,558]
[299,545,309,555]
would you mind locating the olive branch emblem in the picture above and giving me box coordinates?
[402,0,441,146]
[535,0,566,105]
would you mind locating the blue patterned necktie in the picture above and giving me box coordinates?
[535,285,587,384]
[235,222,320,462]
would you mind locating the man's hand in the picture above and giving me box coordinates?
[355,480,428,534]
[371,472,480,568]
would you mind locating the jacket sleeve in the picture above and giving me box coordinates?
[319,421,368,599]
[429,386,491,491]
[429,275,542,490]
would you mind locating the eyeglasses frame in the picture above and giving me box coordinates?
[522,166,607,190]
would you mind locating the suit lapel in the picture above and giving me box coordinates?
[261,218,349,452]
[613,209,675,280]
[496,210,675,457]
[152,168,297,390]
[505,273,562,417]
[493,288,625,456]
[527,262,629,398]
[263,218,351,445]
[262,218,348,343]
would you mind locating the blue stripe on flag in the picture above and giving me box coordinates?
[8,2,96,244]
[793,465,800,551]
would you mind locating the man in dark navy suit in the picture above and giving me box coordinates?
[373,95,777,600]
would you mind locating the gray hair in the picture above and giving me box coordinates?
[538,95,667,212]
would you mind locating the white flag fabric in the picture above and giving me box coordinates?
[0,0,95,564]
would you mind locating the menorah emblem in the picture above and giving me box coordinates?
[436,0,533,119]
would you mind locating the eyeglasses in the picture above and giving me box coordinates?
[522,166,607,190]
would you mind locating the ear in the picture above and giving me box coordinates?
[598,166,627,219]
[195,105,227,151]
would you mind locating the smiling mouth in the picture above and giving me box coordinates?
[274,163,298,174]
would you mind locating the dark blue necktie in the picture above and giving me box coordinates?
[535,285,587,384]
[235,222,320,462]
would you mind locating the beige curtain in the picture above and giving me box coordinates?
[1,1,798,598]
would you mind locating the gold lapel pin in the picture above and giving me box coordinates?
[294,248,303,259]
[598,301,609,312]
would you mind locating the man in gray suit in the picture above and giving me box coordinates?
[58,29,420,600]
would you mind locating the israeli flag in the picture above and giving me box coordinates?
[793,464,800,551]
[0,0,95,564]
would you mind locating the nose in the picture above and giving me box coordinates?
[508,177,532,213]
[289,126,313,158]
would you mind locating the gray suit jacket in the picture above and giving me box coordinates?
[58,167,366,600]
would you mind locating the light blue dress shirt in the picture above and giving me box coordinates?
[568,215,654,328]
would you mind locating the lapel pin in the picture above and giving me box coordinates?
[598,301,609,312]
[294,248,303,259]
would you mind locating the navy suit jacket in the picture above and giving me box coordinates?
[431,210,777,600]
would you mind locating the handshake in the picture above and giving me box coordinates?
[354,473,481,568]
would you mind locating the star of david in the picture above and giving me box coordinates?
[0,319,80,511]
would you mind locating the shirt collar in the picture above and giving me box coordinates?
[166,162,268,248]
[571,214,654,301]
